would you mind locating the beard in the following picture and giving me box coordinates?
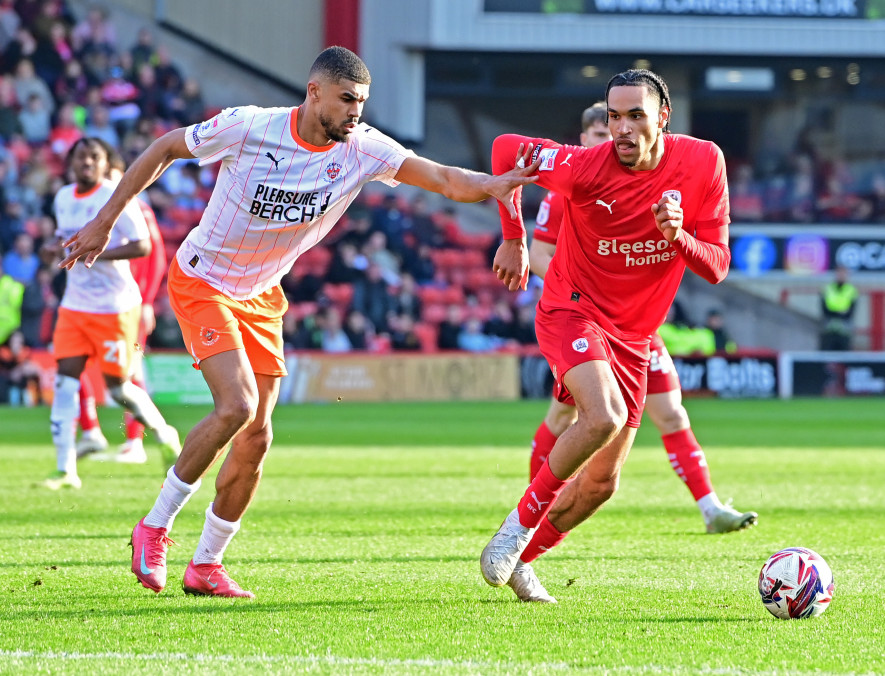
[319,112,352,143]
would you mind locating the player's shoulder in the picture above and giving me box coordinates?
[667,134,723,160]
[350,123,404,150]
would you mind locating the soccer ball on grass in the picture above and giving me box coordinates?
[758,547,834,619]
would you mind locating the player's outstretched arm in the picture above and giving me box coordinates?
[59,129,194,269]
[394,146,539,219]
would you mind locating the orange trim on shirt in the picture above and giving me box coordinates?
[73,182,103,199]
[289,107,336,153]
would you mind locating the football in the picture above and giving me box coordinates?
[758,547,835,619]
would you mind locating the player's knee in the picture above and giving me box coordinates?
[575,413,624,447]
[215,397,257,432]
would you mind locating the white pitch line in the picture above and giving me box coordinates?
[0,650,873,676]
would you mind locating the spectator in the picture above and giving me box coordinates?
[0,199,25,250]
[319,306,352,353]
[391,272,422,321]
[19,264,54,346]
[390,313,421,351]
[100,65,139,130]
[3,231,39,283]
[820,266,858,351]
[343,309,373,350]
[402,241,436,285]
[31,19,69,87]
[362,230,400,285]
[483,298,517,342]
[18,91,50,142]
[436,303,463,351]
[165,76,204,126]
[2,27,37,76]
[84,103,118,147]
[728,164,764,223]
[408,194,443,247]
[54,58,89,106]
[0,256,24,344]
[457,317,501,352]
[71,3,117,58]
[128,27,155,73]
[326,240,367,284]
[134,62,164,119]
[512,303,536,345]
[0,328,41,405]
[0,74,22,139]
[13,58,53,114]
[704,309,736,353]
[48,100,84,158]
[351,262,394,334]
[0,0,21,54]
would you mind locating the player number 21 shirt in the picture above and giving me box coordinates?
[182,105,415,300]
[54,179,149,314]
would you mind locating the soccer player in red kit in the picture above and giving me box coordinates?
[528,103,756,553]
[482,69,736,602]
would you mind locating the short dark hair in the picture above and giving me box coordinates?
[309,46,371,85]
[581,102,607,131]
[605,69,672,133]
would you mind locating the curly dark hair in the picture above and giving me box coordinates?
[309,46,371,85]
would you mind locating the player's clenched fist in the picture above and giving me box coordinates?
[651,196,683,243]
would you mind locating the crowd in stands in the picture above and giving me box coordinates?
[1,2,885,404]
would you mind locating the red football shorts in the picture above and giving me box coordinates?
[167,258,287,376]
[536,303,649,427]
[53,305,140,378]
[646,332,681,395]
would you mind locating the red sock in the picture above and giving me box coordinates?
[125,412,145,441]
[126,378,146,441]
[530,422,558,482]
[521,516,569,563]
[516,459,567,528]
[662,428,714,501]
[79,374,99,431]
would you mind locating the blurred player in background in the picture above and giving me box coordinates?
[59,46,539,598]
[528,103,756,551]
[42,137,180,490]
[76,147,171,466]
[482,69,740,603]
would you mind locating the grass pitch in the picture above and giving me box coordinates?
[0,398,883,675]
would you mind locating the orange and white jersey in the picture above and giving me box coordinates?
[180,105,415,300]
[54,180,149,314]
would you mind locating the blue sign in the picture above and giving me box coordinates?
[732,235,777,276]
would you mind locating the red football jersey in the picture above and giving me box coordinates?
[129,199,167,306]
[532,191,563,245]
[495,134,730,339]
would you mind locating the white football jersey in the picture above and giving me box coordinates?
[180,105,415,300]
[54,180,149,313]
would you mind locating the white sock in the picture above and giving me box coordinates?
[144,467,201,531]
[192,503,240,565]
[50,374,80,475]
[697,492,724,521]
[109,381,168,433]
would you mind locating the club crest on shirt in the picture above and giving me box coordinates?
[200,326,220,346]
[324,161,342,183]
[662,189,682,205]
[572,337,589,353]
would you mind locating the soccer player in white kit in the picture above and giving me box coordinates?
[44,138,181,490]
[60,46,540,597]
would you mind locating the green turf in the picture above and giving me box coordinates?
[0,398,883,675]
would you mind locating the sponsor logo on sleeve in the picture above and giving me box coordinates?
[191,127,201,146]
[197,120,216,139]
[572,337,589,353]
[538,148,559,171]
